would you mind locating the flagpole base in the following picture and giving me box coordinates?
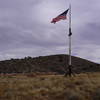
[64,65,75,77]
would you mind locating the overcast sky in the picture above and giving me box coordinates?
[0,0,100,63]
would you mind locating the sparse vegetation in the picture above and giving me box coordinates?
[0,72,100,100]
[0,54,100,74]
[0,54,100,100]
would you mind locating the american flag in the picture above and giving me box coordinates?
[51,9,69,24]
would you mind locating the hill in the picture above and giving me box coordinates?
[0,54,100,74]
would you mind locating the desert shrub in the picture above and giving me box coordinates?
[26,73,36,77]
[64,90,84,100]
[52,89,84,100]
[92,88,100,100]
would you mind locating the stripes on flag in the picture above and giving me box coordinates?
[51,9,69,24]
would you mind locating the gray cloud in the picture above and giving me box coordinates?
[0,0,100,63]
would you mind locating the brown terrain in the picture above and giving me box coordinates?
[0,54,100,74]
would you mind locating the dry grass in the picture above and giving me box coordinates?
[0,72,100,100]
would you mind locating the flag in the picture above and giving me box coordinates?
[51,9,69,24]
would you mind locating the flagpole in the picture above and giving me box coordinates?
[68,3,72,76]
[69,4,71,66]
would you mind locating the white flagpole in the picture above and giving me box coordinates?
[65,3,72,77]
[69,4,72,66]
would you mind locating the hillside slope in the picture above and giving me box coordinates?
[0,54,100,74]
